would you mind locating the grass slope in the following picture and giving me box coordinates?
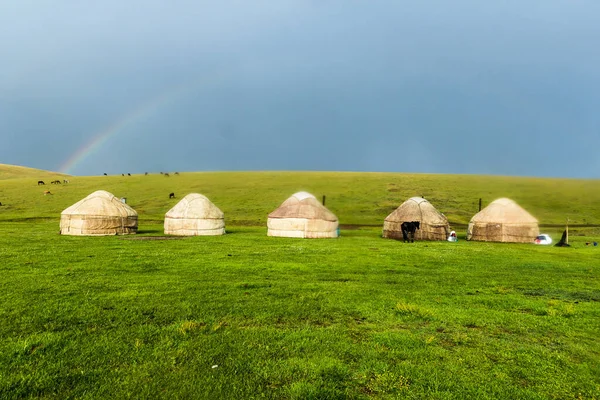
[0,223,599,399]
[0,164,69,181]
[1,170,599,227]
[1,166,599,398]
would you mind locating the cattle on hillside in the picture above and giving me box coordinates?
[401,221,420,243]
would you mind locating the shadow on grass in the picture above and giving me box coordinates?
[136,229,163,235]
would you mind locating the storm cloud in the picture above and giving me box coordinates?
[1,1,599,177]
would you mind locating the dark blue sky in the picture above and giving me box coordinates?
[1,1,599,177]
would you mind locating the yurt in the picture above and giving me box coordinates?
[60,190,138,236]
[467,198,539,243]
[267,192,339,238]
[164,193,225,236]
[383,197,450,241]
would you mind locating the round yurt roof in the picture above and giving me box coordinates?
[61,190,137,217]
[268,191,337,221]
[384,197,448,224]
[165,193,224,219]
[470,198,537,224]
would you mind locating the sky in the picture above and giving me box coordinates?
[1,1,599,178]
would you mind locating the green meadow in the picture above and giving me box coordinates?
[1,166,599,399]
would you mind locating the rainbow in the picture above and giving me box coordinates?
[58,62,248,175]
[59,60,270,175]
[58,84,189,175]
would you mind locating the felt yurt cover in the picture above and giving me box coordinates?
[267,191,339,238]
[467,198,539,243]
[164,193,225,236]
[60,190,138,236]
[383,197,450,240]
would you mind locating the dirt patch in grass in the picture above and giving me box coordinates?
[119,236,185,241]
[339,224,380,230]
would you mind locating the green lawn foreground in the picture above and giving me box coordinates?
[0,222,599,399]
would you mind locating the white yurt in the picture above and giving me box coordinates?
[383,197,450,241]
[467,198,539,243]
[267,192,339,238]
[60,190,138,236]
[164,193,225,236]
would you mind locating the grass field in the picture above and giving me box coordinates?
[1,167,600,226]
[1,165,599,399]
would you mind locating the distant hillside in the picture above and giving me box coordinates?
[0,163,69,180]
[1,170,599,228]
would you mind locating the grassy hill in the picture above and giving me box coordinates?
[0,163,69,181]
[1,168,599,228]
[1,165,599,398]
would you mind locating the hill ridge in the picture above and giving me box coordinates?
[0,163,69,180]
[1,170,599,227]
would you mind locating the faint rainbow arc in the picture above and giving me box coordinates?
[58,85,190,174]
[59,60,274,174]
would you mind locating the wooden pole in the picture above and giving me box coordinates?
[478,198,482,212]
[566,218,569,244]
[322,195,326,206]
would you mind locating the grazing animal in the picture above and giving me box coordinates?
[43,190,52,195]
[127,173,131,176]
[400,221,420,243]
[122,174,125,176]
[37,180,45,185]
[103,173,107,176]
[145,172,148,176]
[164,173,170,177]
[63,179,69,184]
[169,192,175,199]
[174,172,179,175]
[51,180,61,184]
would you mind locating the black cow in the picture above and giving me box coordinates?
[103,173,107,176]
[169,192,175,199]
[401,221,420,243]
[37,180,45,185]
